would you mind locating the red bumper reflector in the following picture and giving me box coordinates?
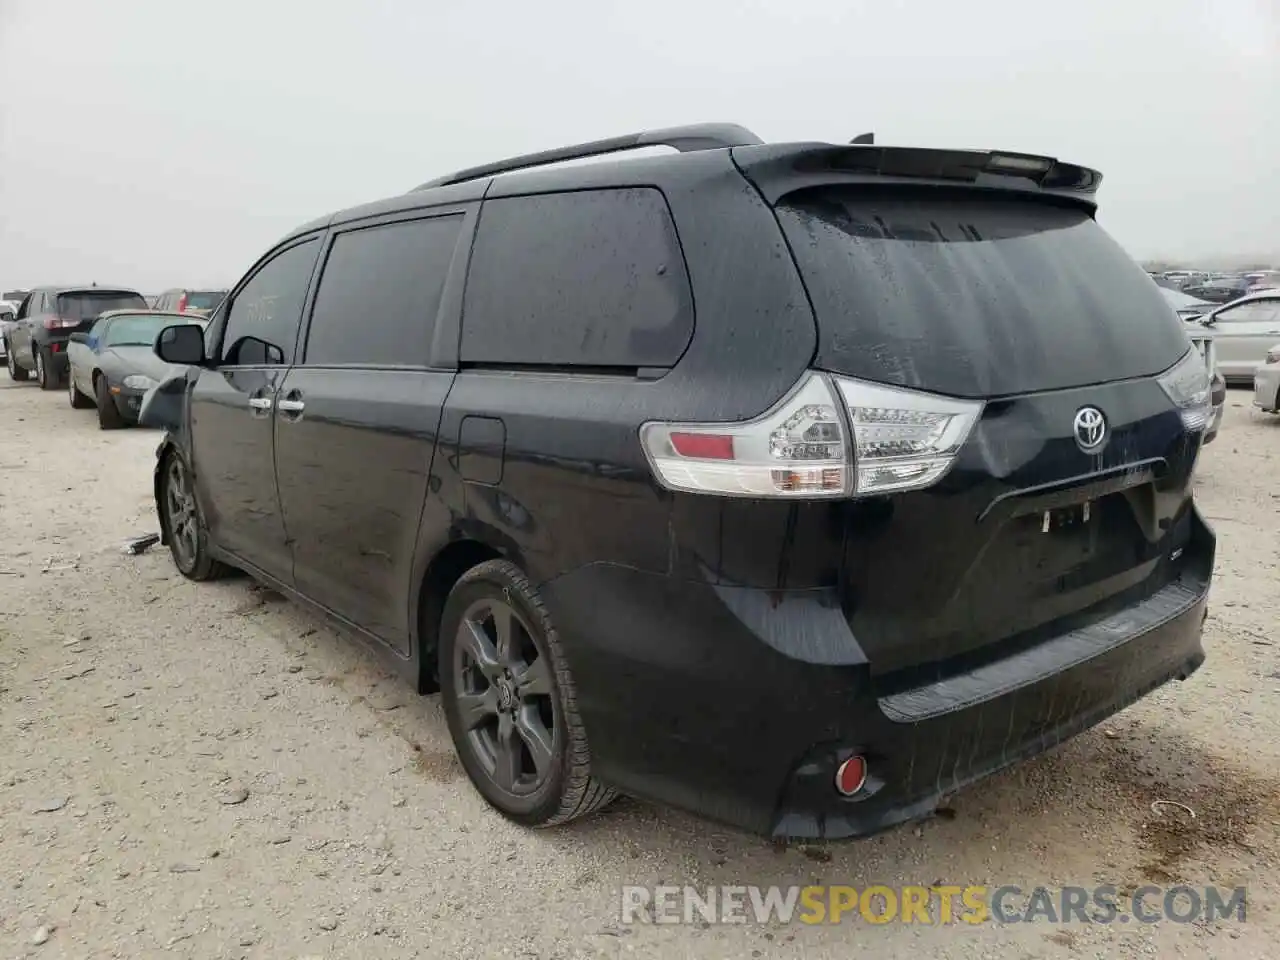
[669,432,734,460]
[835,755,867,796]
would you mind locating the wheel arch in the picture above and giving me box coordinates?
[153,439,183,547]
[413,537,507,694]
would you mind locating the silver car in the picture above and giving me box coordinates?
[1191,291,1280,384]
[0,300,18,360]
[1253,344,1280,414]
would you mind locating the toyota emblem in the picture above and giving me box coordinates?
[1073,406,1107,452]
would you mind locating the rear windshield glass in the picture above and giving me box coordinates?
[185,291,226,310]
[57,291,147,321]
[776,190,1191,398]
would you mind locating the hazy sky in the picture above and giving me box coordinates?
[1,0,1276,291]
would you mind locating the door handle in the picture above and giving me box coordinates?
[248,393,274,419]
[277,390,305,420]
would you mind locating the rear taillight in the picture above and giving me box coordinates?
[177,294,188,313]
[835,377,983,496]
[1157,348,1213,432]
[43,316,79,330]
[641,374,850,497]
[640,372,982,499]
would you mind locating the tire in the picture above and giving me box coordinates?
[440,559,616,827]
[68,371,93,409]
[95,375,125,430]
[158,450,226,581]
[35,347,57,391]
[5,344,27,381]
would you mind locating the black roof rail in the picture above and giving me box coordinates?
[413,122,764,190]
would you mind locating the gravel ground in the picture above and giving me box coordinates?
[1,378,1278,960]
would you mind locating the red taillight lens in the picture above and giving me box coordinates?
[669,432,734,460]
[43,317,60,330]
[177,294,188,313]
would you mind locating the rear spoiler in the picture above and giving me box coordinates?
[731,143,1103,210]
[55,288,141,298]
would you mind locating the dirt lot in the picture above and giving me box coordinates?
[1,378,1277,960]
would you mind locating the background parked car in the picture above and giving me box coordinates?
[1159,285,1214,321]
[5,286,148,389]
[1193,291,1280,383]
[153,288,228,317]
[0,300,17,360]
[1253,344,1280,414]
[1183,277,1251,303]
[66,309,208,429]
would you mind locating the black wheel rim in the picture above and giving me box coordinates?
[164,457,199,568]
[453,598,557,798]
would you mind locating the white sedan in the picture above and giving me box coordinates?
[1253,344,1280,414]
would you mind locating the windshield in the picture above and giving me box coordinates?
[776,188,1191,398]
[57,291,147,321]
[104,314,205,348]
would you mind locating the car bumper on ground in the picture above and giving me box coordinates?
[541,508,1214,840]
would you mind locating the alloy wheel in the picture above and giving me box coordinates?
[452,598,557,798]
[164,457,200,568]
[35,351,44,384]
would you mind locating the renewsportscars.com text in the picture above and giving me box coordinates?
[620,884,1247,926]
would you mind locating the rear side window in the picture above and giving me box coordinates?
[304,215,463,367]
[56,291,146,320]
[461,188,693,369]
[776,189,1192,398]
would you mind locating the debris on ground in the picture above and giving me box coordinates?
[1151,799,1198,821]
[122,533,161,555]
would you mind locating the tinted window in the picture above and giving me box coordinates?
[777,189,1191,398]
[461,188,693,368]
[304,215,463,367]
[57,291,147,320]
[221,240,318,365]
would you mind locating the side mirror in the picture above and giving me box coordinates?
[224,335,283,366]
[68,332,88,345]
[155,323,207,365]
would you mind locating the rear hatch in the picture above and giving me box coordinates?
[766,180,1204,680]
[55,290,148,337]
[182,290,227,315]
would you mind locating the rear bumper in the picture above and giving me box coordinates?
[541,509,1213,839]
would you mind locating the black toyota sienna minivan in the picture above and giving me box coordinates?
[147,124,1215,839]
